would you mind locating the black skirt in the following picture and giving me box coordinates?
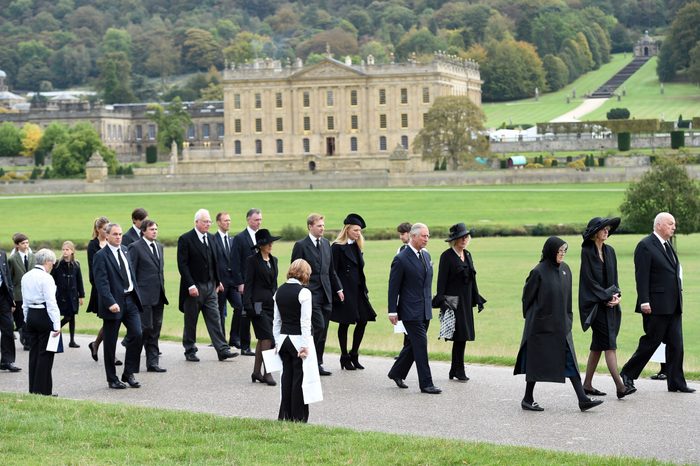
[251,309,274,341]
[590,308,617,351]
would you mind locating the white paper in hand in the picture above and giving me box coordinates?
[393,320,407,334]
[262,349,283,372]
[46,332,61,352]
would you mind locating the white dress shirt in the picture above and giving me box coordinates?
[247,227,257,246]
[273,278,313,350]
[22,265,61,331]
[107,244,134,292]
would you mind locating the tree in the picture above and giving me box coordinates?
[101,28,133,57]
[35,122,69,165]
[657,1,700,81]
[620,157,700,236]
[182,28,223,72]
[97,51,135,104]
[688,41,700,85]
[413,96,489,170]
[395,28,446,60]
[542,54,569,91]
[481,39,546,101]
[146,97,192,154]
[296,28,359,60]
[0,123,23,158]
[20,123,42,159]
[51,123,117,177]
[49,44,91,88]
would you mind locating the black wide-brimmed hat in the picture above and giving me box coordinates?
[253,229,281,248]
[445,223,471,242]
[582,217,621,240]
[344,213,366,229]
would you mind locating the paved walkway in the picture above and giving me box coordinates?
[550,98,609,122]
[2,334,698,464]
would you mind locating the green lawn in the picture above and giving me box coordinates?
[0,393,671,465]
[482,54,633,128]
[583,57,700,121]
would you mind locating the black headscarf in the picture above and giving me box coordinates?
[540,236,567,266]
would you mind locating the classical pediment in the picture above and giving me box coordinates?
[290,59,366,81]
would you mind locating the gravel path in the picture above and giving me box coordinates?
[550,98,610,122]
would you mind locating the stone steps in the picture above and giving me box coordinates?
[589,57,650,98]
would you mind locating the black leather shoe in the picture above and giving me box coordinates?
[651,372,667,380]
[318,366,332,376]
[121,374,141,388]
[617,386,637,399]
[115,359,123,366]
[229,340,241,349]
[449,371,469,382]
[579,398,604,411]
[420,386,442,394]
[241,349,255,356]
[584,387,606,396]
[185,353,200,362]
[108,380,127,389]
[218,350,239,361]
[621,373,635,389]
[521,400,544,411]
[389,375,408,389]
[147,365,167,373]
[669,386,696,393]
[69,341,80,348]
[0,362,22,372]
[88,342,99,361]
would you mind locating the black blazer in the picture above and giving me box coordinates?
[177,228,220,311]
[387,247,433,322]
[330,242,376,323]
[122,225,141,246]
[634,234,683,315]
[231,229,255,286]
[128,238,168,307]
[212,232,236,287]
[243,253,278,313]
[92,245,143,320]
[51,260,85,315]
[291,235,342,304]
[0,250,13,304]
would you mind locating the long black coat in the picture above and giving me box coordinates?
[51,259,85,318]
[243,253,278,314]
[578,242,621,346]
[432,248,485,342]
[330,242,376,324]
[514,255,577,383]
[85,238,103,314]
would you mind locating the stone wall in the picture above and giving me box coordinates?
[491,133,700,153]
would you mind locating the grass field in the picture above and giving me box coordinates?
[0,393,664,465]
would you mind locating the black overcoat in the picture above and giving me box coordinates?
[330,242,376,324]
[578,242,621,346]
[243,252,278,314]
[85,238,103,314]
[51,259,85,318]
[432,248,486,342]
[514,256,577,383]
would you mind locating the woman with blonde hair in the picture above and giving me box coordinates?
[51,241,85,348]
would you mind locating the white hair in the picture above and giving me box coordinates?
[653,212,673,230]
[34,248,57,265]
[194,209,210,222]
[410,222,428,237]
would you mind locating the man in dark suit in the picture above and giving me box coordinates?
[93,223,144,389]
[122,208,148,246]
[213,212,238,346]
[387,223,441,394]
[0,248,20,372]
[128,219,168,373]
[8,233,34,350]
[291,213,344,376]
[620,212,695,393]
[177,209,238,362]
[229,208,262,355]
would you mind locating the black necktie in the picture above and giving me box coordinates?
[315,238,320,249]
[202,235,208,248]
[117,250,129,289]
[664,242,676,265]
[23,255,28,270]
[418,250,427,270]
[150,242,158,259]
[223,236,230,255]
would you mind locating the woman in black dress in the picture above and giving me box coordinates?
[52,241,85,348]
[245,229,280,386]
[86,216,115,363]
[330,213,376,370]
[432,223,486,381]
[579,217,634,399]
[274,259,315,422]
[514,236,603,412]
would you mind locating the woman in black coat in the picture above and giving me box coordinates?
[245,229,280,386]
[514,236,603,412]
[579,217,634,399]
[52,241,85,348]
[432,223,486,381]
[85,216,113,363]
[330,213,376,370]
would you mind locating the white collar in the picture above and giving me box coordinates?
[652,231,668,245]
[309,233,321,243]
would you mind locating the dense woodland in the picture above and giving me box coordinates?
[0,0,697,103]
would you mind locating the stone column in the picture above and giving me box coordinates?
[85,152,108,183]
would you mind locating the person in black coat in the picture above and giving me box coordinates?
[330,214,376,370]
[432,223,486,382]
[52,241,85,348]
[515,236,603,412]
[245,229,280,386]
[578,217,635,399]
[121,208,148,246]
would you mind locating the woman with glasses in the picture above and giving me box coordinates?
[579,217,635,399]
[515,236,603,412]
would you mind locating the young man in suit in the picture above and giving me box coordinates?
[387,223,441,394]
[291,213,344,376]
[8,233,34,350]
[93,223,144,389]
[128,219,168,373]
[620,212,695,393]
[229,208,263,355]
[122,208,148,246]
[0,248,20,372]
[177,209,238,362]
[213,212,237,343]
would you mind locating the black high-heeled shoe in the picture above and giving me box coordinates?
[449,370,469,382]
[349,352,364,370]
[262,373,277,386]
[340,354,356,370]
[251,372,266,383]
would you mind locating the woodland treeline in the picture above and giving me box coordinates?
[0,0,697,103]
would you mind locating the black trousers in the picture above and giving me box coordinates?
[141,302,164,368]
[0,289,15,365]
[278,337,308,422]
[219,285,250,350]
[621,312,686,390]
[24,307,55,395]
[388,319,434,389]
[102,294,142,383]
[183,282,229,355]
